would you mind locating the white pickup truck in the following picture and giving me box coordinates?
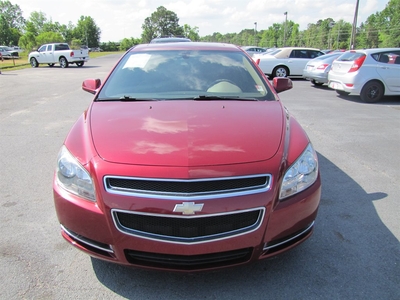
[28,43,89,68]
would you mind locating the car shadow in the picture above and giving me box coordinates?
[37,65,102,69]
[335,93,400,105]
[90,152,399,299]
[306,83,400,105]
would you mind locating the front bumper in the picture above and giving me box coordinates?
[54,172,321,272]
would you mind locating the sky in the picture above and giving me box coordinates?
[12,0,389,42]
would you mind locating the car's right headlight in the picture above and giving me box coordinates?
[279,143,318,199]
[56,146,96,201]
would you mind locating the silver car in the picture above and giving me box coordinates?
[328,48,400,103]
[241,46,267,57]
[302,53,342,86]
[0,46,19,58]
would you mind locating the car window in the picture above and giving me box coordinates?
[47,45,52,51]
[55,44,70,51]
[336,52,365,62]
[290,50,309,58]
[39,45,47,52]
[99,50,274,101]
[371,51,400,64]
[308,50,323,59]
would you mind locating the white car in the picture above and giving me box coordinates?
[328,48,400,103]
[257,47,324,78]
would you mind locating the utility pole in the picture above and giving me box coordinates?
[254,22,257,46]
[350,0,360,50]
[283,12,288,47]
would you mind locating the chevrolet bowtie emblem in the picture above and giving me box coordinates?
[173,202,204,215]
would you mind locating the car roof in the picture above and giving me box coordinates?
[272,47,322,58]
[351,48,400,54]
[132,42,242,52]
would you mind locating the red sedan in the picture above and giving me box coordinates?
[53,42,321,272]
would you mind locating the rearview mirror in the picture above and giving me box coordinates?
[82,79,101,94]
[273,77,293,93]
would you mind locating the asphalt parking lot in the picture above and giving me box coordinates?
[0,54,399,299]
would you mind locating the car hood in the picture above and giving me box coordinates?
[90,100,284,166]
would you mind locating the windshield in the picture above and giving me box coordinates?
[98,49,275,101]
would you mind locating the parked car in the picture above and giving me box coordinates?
[303,52,343,86]
[53,42,321,272]
[328,48,400,103]
[258,47,325,78]
[150,36,191,43]
[28,43,89,68]
[0,46,19,58]
[241,46,267,57]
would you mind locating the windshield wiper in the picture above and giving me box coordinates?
[120,95,160,101]
[193,95,258,101]
[96,96,160,101]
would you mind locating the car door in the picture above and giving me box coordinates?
[288,49,311,75]
[375,51,400,93]
[38,45,53,63]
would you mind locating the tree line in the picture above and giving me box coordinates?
[0,0,398,52]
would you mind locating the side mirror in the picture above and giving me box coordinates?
[273,77,293,93]
[82,78,101,94]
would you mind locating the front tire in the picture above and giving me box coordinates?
[30,58,39,68]
[360,81,384,103]
[59,57,69,68]
[272,66,289,78]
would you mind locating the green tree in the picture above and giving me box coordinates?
[28,11,47,34]
[182,24,200,41]
[35,31,64,45]
[379,0,400,47]
[18,32,36,51]
[0,0,25,29]
[119,37,141,51]
[58,22,75,44]
[0,0,25,45]
[357,14,381,48]
[141,6,184,43]
[73,16,101,47]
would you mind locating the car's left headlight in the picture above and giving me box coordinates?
[56,146,96,201]
[279,143,318,199]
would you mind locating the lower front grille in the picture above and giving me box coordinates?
[112,208,264,243]
[263,221,314,254]
[61,225,114,258]
[124,247,253,270]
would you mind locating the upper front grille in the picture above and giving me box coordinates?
[104,174,271,199]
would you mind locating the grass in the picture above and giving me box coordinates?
[0,51,119,72]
